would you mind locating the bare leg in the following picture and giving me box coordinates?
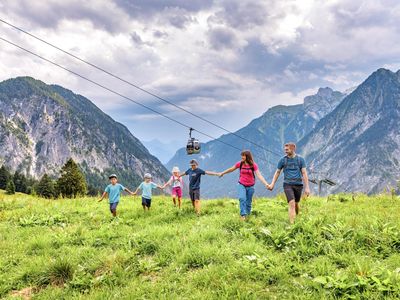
[142,205,146,211]
[178,197,182,209]
[172,197,176,206]
[288,200,296,224]
[191,200,195,208]
[295,202,300,215]
[112,210,117,217]
[194,200,201,215]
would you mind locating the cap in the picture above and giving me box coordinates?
[172,166,180,173]
[108,174,118,179]
[189,159,198,166]
[144,173,152,179]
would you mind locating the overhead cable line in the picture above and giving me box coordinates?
[0,18,282,159]
[0,35,275,164]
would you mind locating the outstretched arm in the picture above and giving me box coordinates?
[219,165,237,177]
[132,186,141,196]
[124,187,134,195]
[162,178,172,189]
[255,170,270,188]
[98,191,107,202]
[269,169,282,190]
[301,168,310,196]
[205,171,221,176]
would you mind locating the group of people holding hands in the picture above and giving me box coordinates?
[99,142,310,224]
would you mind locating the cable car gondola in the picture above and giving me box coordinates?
[186,128,201,155]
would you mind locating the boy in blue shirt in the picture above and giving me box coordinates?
[98,174,134,217]
[179,159,220,215]
[133,173,163,211]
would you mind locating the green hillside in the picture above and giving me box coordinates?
[1,191,400,299]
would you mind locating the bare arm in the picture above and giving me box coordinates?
[98,191,107,202]
[205,171,220,176]
[301,168,310,196]
[179,172,187,177]
[162,178,172,189]
[132,186,141,195]
[255,170,270,187]
[220,165,238,177]
[124,187,134,195]
[269,169,282,190]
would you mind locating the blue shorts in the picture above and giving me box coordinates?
[142,197,152,208]
[109,202,119,212]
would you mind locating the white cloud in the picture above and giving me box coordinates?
[1,0,400,143]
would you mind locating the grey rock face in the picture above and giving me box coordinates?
[0,77,169,189]
[299,68,400,195]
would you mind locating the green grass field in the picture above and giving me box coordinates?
[1,191,400,299]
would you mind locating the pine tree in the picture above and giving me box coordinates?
[0,165,11,190]
[56,158,87,198]
[13,171,28,193]
[6,180,15,195]
[37,174,55,199]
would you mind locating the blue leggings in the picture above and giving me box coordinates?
[237,184,255,216]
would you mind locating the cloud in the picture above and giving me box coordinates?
[207,26,245,50]
[1,0,130,33]
[114,0,214,19]
[1,0,400,144]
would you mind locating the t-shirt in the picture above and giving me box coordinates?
[277,155,306,185]
[185,168,206,190]
[105,183,125,203]
[139,182,158,199]
[168,175,183,188]
[235,162,259,187]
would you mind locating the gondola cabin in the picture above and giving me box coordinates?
[186,138,201,155]
[186,128,201,155]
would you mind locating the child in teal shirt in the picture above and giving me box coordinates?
[99,174,134,217]
[133,173,163,211]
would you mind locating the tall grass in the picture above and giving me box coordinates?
[1,191,400,299]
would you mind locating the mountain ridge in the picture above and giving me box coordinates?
[0,76,169,190]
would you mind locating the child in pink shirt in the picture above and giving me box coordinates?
[163,167,184,208]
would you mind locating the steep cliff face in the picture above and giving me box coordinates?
[0,77,169,189]
[299,69,400,194]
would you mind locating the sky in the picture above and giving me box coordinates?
[1,0,400,146]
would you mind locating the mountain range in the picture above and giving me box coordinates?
[299,68,400,194]
[1,68,399,198]
[167,68,400,197]
[167,87,346,197]
[0,77,169,191]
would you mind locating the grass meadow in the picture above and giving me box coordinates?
[1,191,400,299]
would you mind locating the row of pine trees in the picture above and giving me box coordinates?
[0,158,88,198]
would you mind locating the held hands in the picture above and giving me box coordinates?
[266,184,274,191]
[98,198,103,202]
[218,172,224,178]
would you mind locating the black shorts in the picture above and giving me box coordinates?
[283,184,303,203]
[142,197,152,207]
[189,189,200,201]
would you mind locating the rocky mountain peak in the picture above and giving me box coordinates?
[303,87,345,121]
[0,77,169,191]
